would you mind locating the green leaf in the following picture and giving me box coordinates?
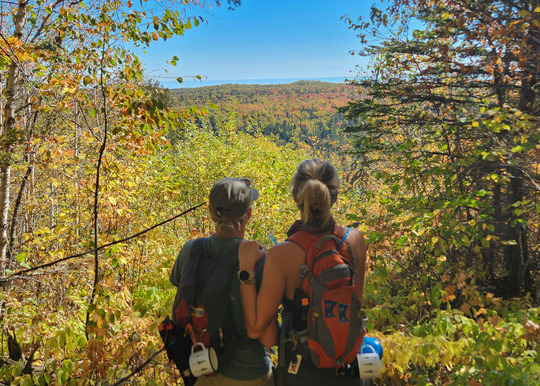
[57,369,68,384]
[77,335,88,349]
[63,359,74,373]
[21,377,34,386]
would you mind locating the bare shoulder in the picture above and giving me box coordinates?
[345,227,367,261]
[267,240,305,262]
[266,240,306,279]
[347,227,366,245]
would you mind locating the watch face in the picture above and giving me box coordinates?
[239,270,250,281]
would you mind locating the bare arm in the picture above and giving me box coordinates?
[258,314,278,348]
[239,241,286,339]
[349,228,367,300]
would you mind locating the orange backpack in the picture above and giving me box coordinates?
[286,226,366,368]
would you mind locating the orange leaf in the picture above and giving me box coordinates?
[470,298,483,306]
[475,308,487,318]
[444,284,457,294]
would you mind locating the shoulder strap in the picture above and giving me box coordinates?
[287,225,349,252]
[335,226,349,249]
[286,229,317,252]
[191,237,239,265]
[178,237,208,283]
[190,237,207,260]
[275,309,289,386]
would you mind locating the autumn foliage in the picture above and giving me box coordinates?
[1,0,539,385]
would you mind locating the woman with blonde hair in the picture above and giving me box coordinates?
[170,177,275,386]
[238,159,367,384]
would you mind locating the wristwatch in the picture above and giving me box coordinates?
[238,269,256,285]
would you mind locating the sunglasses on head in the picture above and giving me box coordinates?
[238,177,253,187]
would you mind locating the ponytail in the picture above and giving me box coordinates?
[291,159,339,232]
[296,179,332,228]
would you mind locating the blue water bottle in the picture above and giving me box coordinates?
[362,336,383,359]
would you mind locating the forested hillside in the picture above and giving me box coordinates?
[169,81,361,152]
[1,0,539,385]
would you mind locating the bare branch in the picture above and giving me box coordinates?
[0,202,206,282]
[111,348,165,386]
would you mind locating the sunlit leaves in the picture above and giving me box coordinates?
[1,0,232,383]
[340,2,539,381]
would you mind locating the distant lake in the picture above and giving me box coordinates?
[164,76,351,89]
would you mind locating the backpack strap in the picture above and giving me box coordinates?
[190,237,207,258]
[191,237,211,295]
[275,309,290,386]
[172,237,208,322]
[287,225,352,280]
[287,226,349,250]
[336,227,349,250]
[286,230,317,252]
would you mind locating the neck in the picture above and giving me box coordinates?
[214,222,247,239]
[214,229,245,239]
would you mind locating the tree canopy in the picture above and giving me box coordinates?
[342,0,539,297]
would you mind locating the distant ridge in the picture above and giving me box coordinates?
[165,76,351,89]
[168,80,354,151]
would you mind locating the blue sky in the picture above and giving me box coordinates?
[138,0,374,88]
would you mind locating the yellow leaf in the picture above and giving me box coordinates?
[108,196,117,205]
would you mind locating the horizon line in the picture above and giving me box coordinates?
[163,76,355,89]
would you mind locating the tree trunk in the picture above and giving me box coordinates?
[0,0,27,279]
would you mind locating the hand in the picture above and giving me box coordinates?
[239,240,266,270]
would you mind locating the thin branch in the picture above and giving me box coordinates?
[0,202,206,282]
[86,43,110,339]
[110,347,165,386]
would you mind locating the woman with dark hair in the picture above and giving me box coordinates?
[238,159,367,385]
